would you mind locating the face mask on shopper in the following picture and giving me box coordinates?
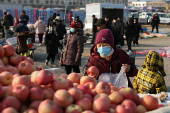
[70,28,75,33]
[97,46,111,56]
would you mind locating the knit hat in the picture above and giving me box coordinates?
[69,21,81,28]
[95,29,114,48]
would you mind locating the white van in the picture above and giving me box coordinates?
[139,12,152,23]
[148,12,170,24]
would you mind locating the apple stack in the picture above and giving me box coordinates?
[0,44,164,113]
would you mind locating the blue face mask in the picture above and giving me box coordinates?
[70,28,75,33]
[97,46,111,56]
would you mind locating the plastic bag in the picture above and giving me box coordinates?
[45,68,65,75]
[98,66,128,88]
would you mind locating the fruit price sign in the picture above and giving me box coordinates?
[6,37,17,45]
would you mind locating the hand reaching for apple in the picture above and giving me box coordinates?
[122,64,130,73]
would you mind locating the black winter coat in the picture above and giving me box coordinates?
[56,22,66,40]
[92,18,97,32]
[76,19,83,30]
[124,22,135,37]
[15,26,30,33]
[45,29,59,54]
[7,14,13,26]
[20,15,29,26]
[152,16,160,25]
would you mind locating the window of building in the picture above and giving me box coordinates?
[61,1,64,5]
[50,0,53,4]
[36,0,39,4]
[0,0,4,2]
[80,2,83,5]
[45,0,48,4]
[139,4,141,6]
[30,0,33,3]
[56,1,58,4]
[7,0,11,2]
[73,2,76,5]
[69,2,72,5]
[18,0,21,3]
[13,1,15,3]
[143,4,145,6]
[24,0,27,3]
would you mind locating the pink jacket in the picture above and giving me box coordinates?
[34,20,46,34]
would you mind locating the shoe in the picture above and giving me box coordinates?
[51,63,56,67]
[127,50,132,56]
[132,44,135,47]
[45,60,48,65]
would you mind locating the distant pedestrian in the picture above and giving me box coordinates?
[20,11,29,26]
[7,12,14,27]
[151,13,160,33]
[91,15,97,44]
[76,16,83,30]
[105,15,112,30]
[47,13,56,27]
[34,17,46,46]
[62,21,84,74]
[69,11,73,25]
[56,14,66,26]
[2,12,10,39]
[45,22,59,67]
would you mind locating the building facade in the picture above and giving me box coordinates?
[0,0,128,8]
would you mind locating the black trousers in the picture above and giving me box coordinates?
[2,28,5,38]
[47,54,55,63]
[65,65,80,74]
[91,31,96,44]
[126,36,132,51]
[133,34,139,45]
[152,24,159,33]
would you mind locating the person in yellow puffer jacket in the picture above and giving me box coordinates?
[133,51,167,94]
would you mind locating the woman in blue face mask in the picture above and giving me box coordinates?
[61,21,84,74]
[86,29,138,88]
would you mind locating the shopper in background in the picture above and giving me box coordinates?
[91,15,97,44]
[34,17,46,46]
[69,11,73,25]
[151,13,160,33]
[2,12,10,40]
[105,15,112,30]
[76,16,83,30]
[47,13,56,27]
[62,21,84,74]
[20,11,29,26]
[7,12,14,27]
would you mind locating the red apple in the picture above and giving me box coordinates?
[67,79,74,88]
[137,105,147,113]
[25,57,34,65]
[92,98,110,113]
[9,54,22,66]
[0,65,7,73]
[0,45,5,57]
[110,108,115,113]
[29,100,42,111]
[0,102,4,112]
[73,83,79,88]
[109,91,123,105]
[0,84,4,98]
[21,56,27,61]
[1,56,9,65]
[2,96,21,111]
[122,99,137,113]
[30,83,41,89]
[115,105,132,113]
[12,84,29,102]
[0,71,13,86]
[87,66,99,77]
[80,76,97,85]
[91,89,97,97]
[36,66,44,71]
[18,61,36,75]
[58,107,64,113]
[38,99,59,113]
[158,104,164,108]
[3,45,15,57]
[82,110,95,113]
[76,98,92,111]
[83,94,93,102]
[68,88,83,102]
[23,109,37,113]
[29,87,44,101]
[51,77,68,91]
[67,73,80,83]
[65,104,82,113]
[94,93,111,104]
[7,66,19,74]
[0,59,4,66]
[84,82,96,90]
[31,71,39,83]
[1,107,18,113]
[59,73,68,79]
[133,93,141,105]
[95,81,111,95]
[119,87,135,101]
[110,104,117,109]
[43,88,54,100]
[141,95,158,111]
[53,89,73,108]
[13,74,20,78]
[77,73,83,78]
[12,75,31,88]
[2,86,12,98]
[36,70,53,85]
[77,84,91,94]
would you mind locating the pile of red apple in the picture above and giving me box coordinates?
[0,45,164,113]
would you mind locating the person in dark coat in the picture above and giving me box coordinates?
[76,16,83,30]
[124,18,135,53]
[15,20,29,33]
[55,19,66,40]
[2,12,10,39]
[91,15,97,44]
[95,18,123,48]
[45,22,59,66]
[47,13,56,27]
[151,13,160,33]
[20,11,29,26]
[87,29,138,88]
[105,15,112,30]
[133,18,143,46]
[62,21,84,74]
[7,12,14,26]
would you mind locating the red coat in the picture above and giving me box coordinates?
[87,45,138,88]
[69,13,73,22]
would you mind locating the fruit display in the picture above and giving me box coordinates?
[0,44,166,113]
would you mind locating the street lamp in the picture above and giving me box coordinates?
[64,0,69,20]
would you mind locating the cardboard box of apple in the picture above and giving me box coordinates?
[0,44,164,113]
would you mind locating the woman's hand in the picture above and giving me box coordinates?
[122,64,130,73]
